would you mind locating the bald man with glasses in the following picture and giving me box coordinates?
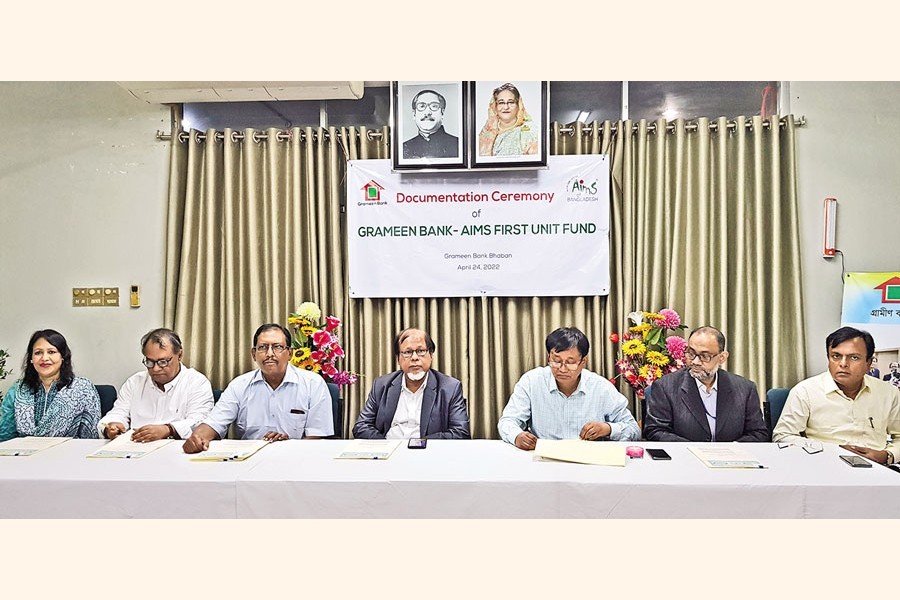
[183,323,333,453]
[99,327,214,442]
[643,326,768,443]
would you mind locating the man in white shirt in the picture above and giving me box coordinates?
[773,326,900,464]
[182,323,333,453]
[352,328,470,439]
[98,328,214,442]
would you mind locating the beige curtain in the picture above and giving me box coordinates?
[165,116,806,439]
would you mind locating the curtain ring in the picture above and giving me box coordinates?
[366,129,378,141]
[276,129,292,142]
[231,131,241,143]
[177,131,190,144]
[252,131,264,143]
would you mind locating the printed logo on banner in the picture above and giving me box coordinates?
[565,177,601,202]
[360,180,387,206]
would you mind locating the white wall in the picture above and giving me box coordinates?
[0,82,170,392]
[2,81,897,392]
[792,82,900,376]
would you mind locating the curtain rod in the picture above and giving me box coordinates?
[155,115,806,143]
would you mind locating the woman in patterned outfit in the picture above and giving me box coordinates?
[0,329,100,441]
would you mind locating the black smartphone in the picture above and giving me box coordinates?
[646,448,671,460]
[407,438,427,449]
[839,454,872,468]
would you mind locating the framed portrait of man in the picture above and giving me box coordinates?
[391,81,468,171]
[470,81,548,169]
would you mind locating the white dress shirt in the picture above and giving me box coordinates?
[98,366,214,439]
[386,373,426,439]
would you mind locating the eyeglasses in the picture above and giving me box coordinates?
[495,100,517,108]
[548,360,583,371]
[684,349,722,363]
[415,102,441,112]
[254,343,288,355]
[399,348,430,358]
[143,356,176,369]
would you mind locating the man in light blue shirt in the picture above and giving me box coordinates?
[498,327,640,449]
[182,323,333,453]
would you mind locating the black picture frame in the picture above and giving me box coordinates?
[391,81,468,171]
[469,81,549,169]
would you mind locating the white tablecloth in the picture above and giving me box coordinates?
[1,439,898,518]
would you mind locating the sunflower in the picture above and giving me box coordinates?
[621,339,647,356]
[646,351,670,367]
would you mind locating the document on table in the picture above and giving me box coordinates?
[688,445,763,468]
[189,439,270,462]
[87,430,173,459]
[533,439,627,466]
[335,439,402,460]
[0,436,70,456]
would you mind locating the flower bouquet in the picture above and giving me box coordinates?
[610,308,688,399]
[287,302,359,386]
[0,348,10,401]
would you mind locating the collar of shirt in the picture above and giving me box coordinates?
[401,371,429,394]
[693,372,719,397]
[819,371,870,401]
[158,365,186,393]
[248,364,301,390]
[542,366,586,397]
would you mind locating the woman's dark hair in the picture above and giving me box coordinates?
[545,327,590,358]
[21,329,75,392]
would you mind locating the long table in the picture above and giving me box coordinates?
[1,439,898,518]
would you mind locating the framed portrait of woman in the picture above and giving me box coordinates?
[470,81,548,168]
[391,81,468,171]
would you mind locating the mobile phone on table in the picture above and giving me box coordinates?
[839,454,872,468]
[407,438,427,449]
[646,448,671,460]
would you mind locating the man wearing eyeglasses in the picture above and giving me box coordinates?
[773,326,900,464]
[352,328,469,439]
[98,328,214,442]
[183,323,333,453]
[643,326,768,443]
[498,327,640,449]
[402,89,460,159]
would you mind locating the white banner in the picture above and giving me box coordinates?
[347,155,610,298]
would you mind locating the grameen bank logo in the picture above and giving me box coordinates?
[566,177,599,196]
[361,180,385,201]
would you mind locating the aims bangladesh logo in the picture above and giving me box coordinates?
[565,176,600,201]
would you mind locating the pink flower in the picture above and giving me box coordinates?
[658,308,681,329]
[321,363,337,377]
[665,335,687,360]
[609,332,620,343]
[324,315,341,332]
[313,330,332,348]
[332,371,358,386]
[310,350,325,362]
[332,344,345,358]
[608,377,617,386]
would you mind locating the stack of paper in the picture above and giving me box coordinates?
[189,439,270,462]
[687,445,762,468]
[335,439,402,460]
[0,436,70,456]
[533,439,627,466]
[87,430,173,459]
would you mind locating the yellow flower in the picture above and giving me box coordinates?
[300,325,317,336]
[643,312,663,322]
[639,364,663,380]
[621,339,646,356]
[294,347,311,361]
[646,351,670,367]
[287,316,304,326]
[629,323,651,337]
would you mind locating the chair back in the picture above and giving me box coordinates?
[639,384,652,437]
[213,389,223,403]
[327,382,343,439]
[95,384,117,417]
[765,388,790,441]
